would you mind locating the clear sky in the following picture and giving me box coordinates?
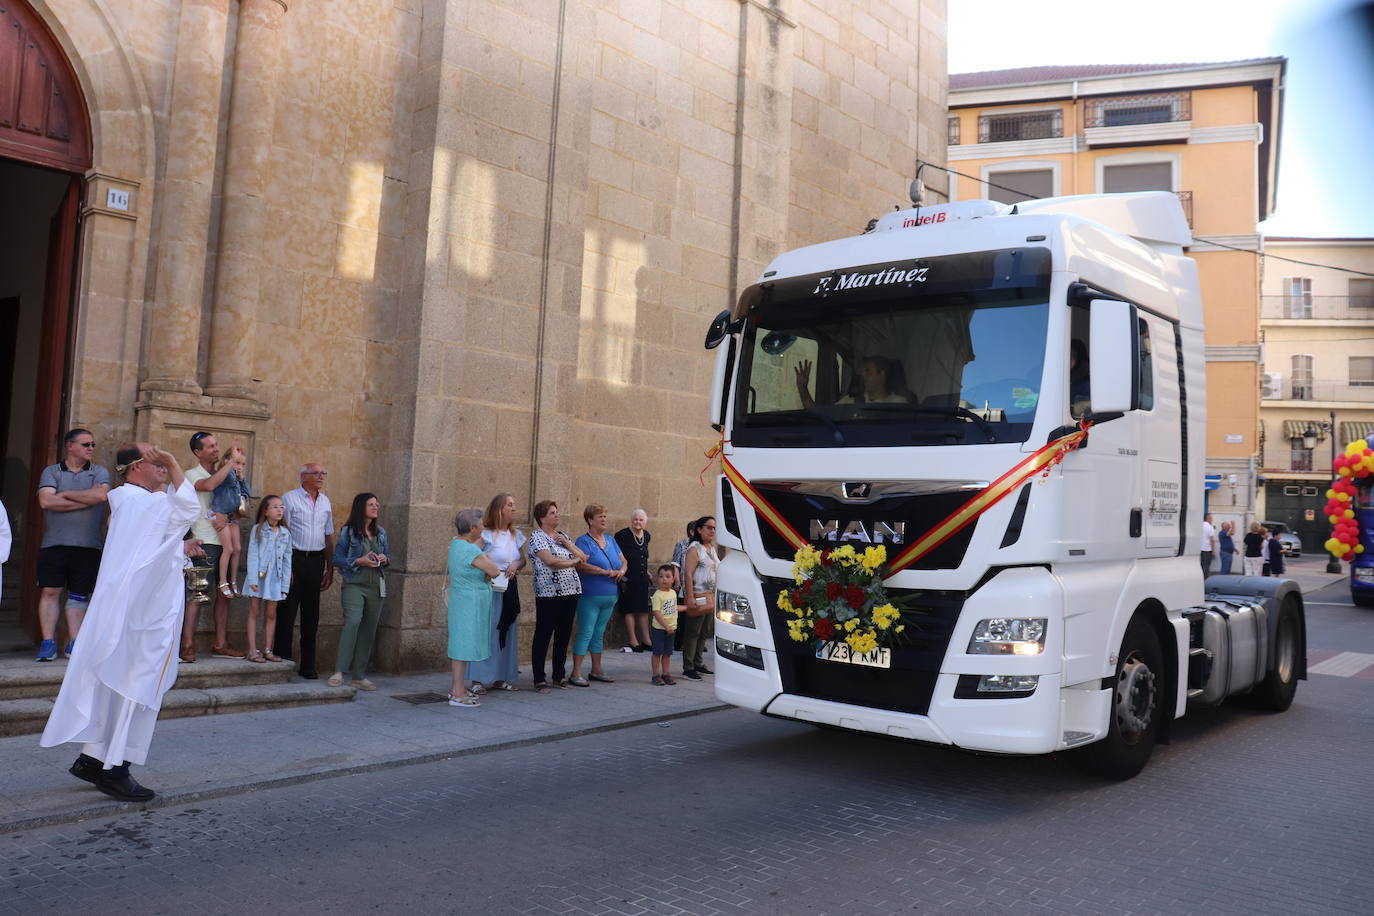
[948,0,1374,238]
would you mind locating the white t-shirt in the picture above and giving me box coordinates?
[184,464,220,545]
[1201,520,1215,552]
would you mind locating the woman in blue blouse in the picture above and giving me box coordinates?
[330,493,391,690]
[570,503,627,686]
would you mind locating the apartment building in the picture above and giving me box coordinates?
[1258,238,1374,553]
[947,59,1286,531]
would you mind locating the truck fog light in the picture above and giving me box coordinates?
[716,638,764,670]
[715,591,755,628]
[954,674,1040,699]
[967,617,1047,655]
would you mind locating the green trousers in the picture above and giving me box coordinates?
[336,579,384,678]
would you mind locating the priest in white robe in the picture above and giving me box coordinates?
[41,442,200,801]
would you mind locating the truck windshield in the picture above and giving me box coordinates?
[732,257,1050,448]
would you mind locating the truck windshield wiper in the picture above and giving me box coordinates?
[748,409,846,444]
[855,404,997,442]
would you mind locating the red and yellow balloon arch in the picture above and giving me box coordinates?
[1324,438,1373,561]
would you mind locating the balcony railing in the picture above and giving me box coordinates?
[1084,92,1192,128]
[948,117,960,146]
[1262,377,1374,401]
[978,110,1062,143]
[1261,295,1374,320]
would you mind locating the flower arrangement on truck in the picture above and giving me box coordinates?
[702,192,1306,779]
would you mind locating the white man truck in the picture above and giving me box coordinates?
[704,192,1305,779]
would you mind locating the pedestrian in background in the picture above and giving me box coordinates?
[330,493,390,690]
[448,508,501,707]
[35,428,109,661]
[209,446,251,597]
[614,509,653,652]
[274,463,334,679]
[680,516,719,680]
[1217,521,1236,576]
[1265,527,1285,577]
[1242,522,1265,577]
[469,492,526,694]
[244,495,291,663]
[670,518,700,652]
[527,500,587,691]
[1200,514,1216,575]
[571,503,626,686]
[181,432,243,661]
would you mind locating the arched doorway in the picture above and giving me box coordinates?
[0,0,92,645]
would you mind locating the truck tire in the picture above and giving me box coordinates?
[1250,599,1301,711]
[1354,591,1374,609]
[1083,617,1162,780]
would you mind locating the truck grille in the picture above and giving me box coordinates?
[752,484,978,570]
[761,578,965,716]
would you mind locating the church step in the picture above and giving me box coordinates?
[0,654,300,701]
[0,681,356,737]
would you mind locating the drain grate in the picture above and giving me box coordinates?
[389,692,450,705]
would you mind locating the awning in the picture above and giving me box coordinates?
[1342,421,1374,444]
[1282,419,1318,440]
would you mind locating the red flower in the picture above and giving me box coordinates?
[801,579,815,594]
[814,618,835,640]
[819,550,833,567]
[844,585,866,610]
[826,582,842,601]
[790,589,803,607]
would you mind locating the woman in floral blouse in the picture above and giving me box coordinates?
[527,500,588,691]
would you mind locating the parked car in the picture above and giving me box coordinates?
[1260,520,1302,557]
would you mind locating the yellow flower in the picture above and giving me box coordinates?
[846,629,878,655]
[793,545,823,582]
[830,544,858,566]
[843,618,858,632]
[871,603,900,630]
[861,545,887,573]
[777,591,793,613]
[786,619,807,642]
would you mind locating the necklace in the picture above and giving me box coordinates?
[631,529,645,547]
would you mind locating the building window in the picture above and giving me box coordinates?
[948,115,960,146]
[1085,92,1191,128]
[978,109,1062,143]
[1288,442,1313,472]
[1350,278,1374,309]
[1290,354,1313,400]
[986,168,1053,204]
[1102,162,1174,193]
[1283,277,1312,318]
[1352,356,1374,387]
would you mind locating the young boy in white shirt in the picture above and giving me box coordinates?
[650,564,684,686]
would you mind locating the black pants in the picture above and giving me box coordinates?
[531,594,578,684]
[274,550,326,675]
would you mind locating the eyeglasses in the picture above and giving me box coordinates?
[75,441,95,448]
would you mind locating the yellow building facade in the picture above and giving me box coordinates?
[1257,238,1374,553]
[0,0,950,669]
[947,60,1285,532]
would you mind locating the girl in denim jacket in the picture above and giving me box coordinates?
[244,496,291,662]
[211,451,252,596]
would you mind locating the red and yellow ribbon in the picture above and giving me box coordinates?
[719,421,1091,578]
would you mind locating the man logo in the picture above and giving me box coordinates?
[841,482,871,500]
[808,519,906,544]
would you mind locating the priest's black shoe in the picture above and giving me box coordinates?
[68,754,102,785]
[95,764,156,802]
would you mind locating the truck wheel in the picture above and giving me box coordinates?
[1251,599,1301,711]
[1083,617,1162,780]
[1354,592,1374,609]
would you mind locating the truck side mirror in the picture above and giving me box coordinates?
[1088,298,1136,414]
[704,310,733,349]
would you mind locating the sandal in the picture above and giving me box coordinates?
[448,693,480,707]
[588,673,615,684]
[469,681,489,695]
[354,678,378,691]
[490,681,519,692]
[327,673,344,687]
[551,679,571,689]
[219,583,234,597]
[568,676,590,687]
[651,675,665,686]
[246,650,265,664]
[263,650,282,662]
[531,683,552,695]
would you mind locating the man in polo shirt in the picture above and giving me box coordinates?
[179,432,245,662]
[273,463,334,679]
[35,428,110,661]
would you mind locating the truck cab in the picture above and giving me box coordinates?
[706,193,1304,778]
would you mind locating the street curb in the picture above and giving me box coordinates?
[0,702,732,835]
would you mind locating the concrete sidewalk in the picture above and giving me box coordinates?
[0,650,728,834]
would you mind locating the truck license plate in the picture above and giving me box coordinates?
[815,641,891,669]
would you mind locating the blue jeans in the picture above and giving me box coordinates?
[573,594,618,655]
[1219,551,1234,575]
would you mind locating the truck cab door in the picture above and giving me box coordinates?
[1135,313,1182,554]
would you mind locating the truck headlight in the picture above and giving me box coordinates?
[966,617,1047,655]
[715,591,755,628]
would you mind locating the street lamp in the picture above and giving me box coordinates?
[1303,408,1343,574]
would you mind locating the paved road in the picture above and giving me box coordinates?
[2,566,1369,916]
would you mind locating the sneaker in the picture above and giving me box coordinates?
[64,640,76,657]
[633,644,649,653]
[620,645,636,653]
[683,669,702,680]
[695,666,713,675]
[35,639,58,662]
